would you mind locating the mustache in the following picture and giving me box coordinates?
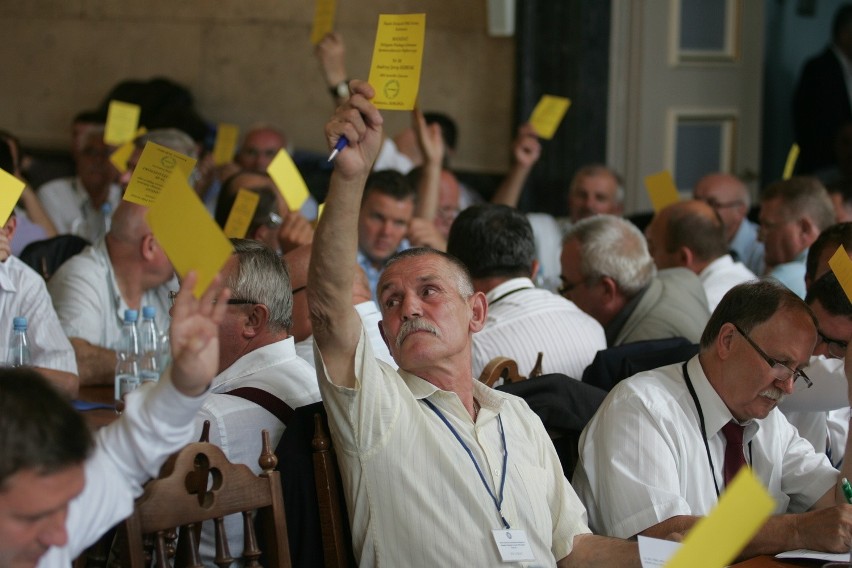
[396,318,440,350]
[759,388,785,404]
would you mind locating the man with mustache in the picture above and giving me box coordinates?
[574,279,852,558]
[308,80,641,566]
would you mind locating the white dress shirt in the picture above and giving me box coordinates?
[0,256,77,373]
[573,356,837,539]
[195,338,321,563]
[38,371,206,566]
[317,328,591,567]
[38,177,122,242]
[698,255,757,312]
[473,277,606,379]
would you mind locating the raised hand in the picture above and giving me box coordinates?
[325,80,384,181]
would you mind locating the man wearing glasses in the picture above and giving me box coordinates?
[574,279,852,558]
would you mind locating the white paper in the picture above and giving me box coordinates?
[775,548,849,561]
[638,535,681,567]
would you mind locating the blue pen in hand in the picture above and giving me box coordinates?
[327,135,349,162]
[842,477,852,504]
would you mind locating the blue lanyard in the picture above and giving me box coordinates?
[422,398,510,529]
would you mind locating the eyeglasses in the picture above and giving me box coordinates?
[733,324,812,388]
[817,330,848,359]
[291,285,306,295]
[168,291,258,308]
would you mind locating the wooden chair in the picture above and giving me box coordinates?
[478,352,544,387]
[120,429,291,567]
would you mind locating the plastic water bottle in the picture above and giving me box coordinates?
[115,309,140,412]
[101,202,112,237]
[7,316,31,367]
[138,306,160,385]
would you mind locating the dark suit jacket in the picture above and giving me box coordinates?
[793,46,852,173]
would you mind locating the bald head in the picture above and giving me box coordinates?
[693,173,750,242]
[646,200,727,273]
[109,201,151,243]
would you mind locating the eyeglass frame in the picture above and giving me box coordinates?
[168,291,258,308]
[817,329,848,359]
[732,323,812,388]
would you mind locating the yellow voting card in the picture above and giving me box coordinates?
[123,141,198,207]
[311,0,337,45]
[223,189,260,239]
[212,123,239,167]
[664,469,773,568]
[104,101,141,146]
[644,170,681,212]
[829,245,852,303]
[783,143,800,180]
[267,149,310,212]
[109,127,147,174]
[0,168,25,226]
[367,14,426,111]
[146,170,233,298]
[529,95,571,140]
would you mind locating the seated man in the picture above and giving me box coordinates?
[574,280,852,557]
[645,200,756,311]
[447,203,606,379]
[0,212,78,396]
[0,271,229,566]
[560,214,710,346]
[308,79,640,566]
[194,239,320,561]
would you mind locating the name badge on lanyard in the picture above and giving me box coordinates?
[492,529,536,562]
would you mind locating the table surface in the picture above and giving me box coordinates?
[76,385,118,429]
[734,557,825,567]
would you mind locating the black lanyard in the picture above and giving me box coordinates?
[682,361,753,498]
[487,285,529,307]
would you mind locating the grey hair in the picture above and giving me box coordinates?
[135,128,198,158]
[382,247,475,301]
[565,215,656,297]
[227,239,293,332]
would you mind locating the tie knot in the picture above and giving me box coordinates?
[721,421,745,445]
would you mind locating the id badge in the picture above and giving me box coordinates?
[492,529,535,562]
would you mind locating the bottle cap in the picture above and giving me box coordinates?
[12,316,27,330]
[124,309,138,323]
[142,306,156,319]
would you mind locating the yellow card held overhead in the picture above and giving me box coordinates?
[829,244,852,303]
[644,170,681,212]
[104,100,141,146]
[146,170,233,298]
[529,95,571,140]
[212,123,239,167]
[664,469,774,568]
[267,149,310,212]
[310,0,337,45]
[0,168,26,226]
[223,189,260,239]
[367,14,426,111]
[783,143,800,180]
[123,141,198,207]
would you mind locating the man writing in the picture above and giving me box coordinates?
[308,80,639,566]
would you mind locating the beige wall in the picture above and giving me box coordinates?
[0,0,515,173]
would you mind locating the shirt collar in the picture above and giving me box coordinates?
[484,277,535,303]
[687,356,759,441]
[212,337,298,391]
[0,258,16,293]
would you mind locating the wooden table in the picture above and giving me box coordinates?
[76,385,119,429]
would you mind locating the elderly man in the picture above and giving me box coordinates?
[560,214,710,346]
[0,271,229,567]
[758,176,835,298]
[194,239,320,562]
[574,280,852,558]
[309,79,640,567]
[447,203,606,379]
[694,173,765,276]
[645,200,756,311]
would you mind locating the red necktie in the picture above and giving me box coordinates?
[721,421,747,486]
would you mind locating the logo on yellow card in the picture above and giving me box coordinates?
[384,79,400,99]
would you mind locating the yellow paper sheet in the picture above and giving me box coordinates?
[783,143,800,180]
[644,170,681,212]
[212,123,239,167]
[310,0,337,45]
[0,168,26,226]
[367,14,426,111]
[829,245,852,303]
[665,469,774,568]
[104,101,141,146]
[146,170,233,298]
[109,127,147,174]
[223,189,260,239]
[123,141,198,207]
[529,95,572,140]
[267,149,310,212]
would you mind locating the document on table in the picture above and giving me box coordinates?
[775,549,849,561]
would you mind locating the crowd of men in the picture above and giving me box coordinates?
[6,7,852,567]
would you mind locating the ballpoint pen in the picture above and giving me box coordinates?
[842,477,852,504]
[327,135,349,162]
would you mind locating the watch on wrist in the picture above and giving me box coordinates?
[330,81,350,100]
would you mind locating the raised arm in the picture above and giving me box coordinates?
[411,109,445,221]
[308,80,384,388]
[490,123,542,207]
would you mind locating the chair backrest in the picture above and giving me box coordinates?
[19,234,90,280]
[478,356,527,387]
[581,337,699,391]
[121,430,291,568]
[276,401,355,568]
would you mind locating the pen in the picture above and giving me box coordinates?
[327,135,349,162]
[842,477,852,504]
